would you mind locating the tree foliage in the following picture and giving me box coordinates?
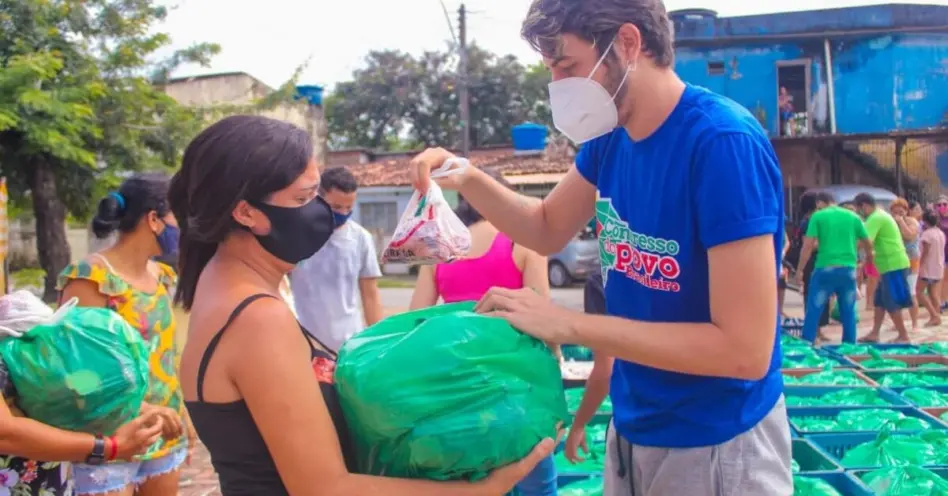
[325,43,553,151]
[0,0,222,300]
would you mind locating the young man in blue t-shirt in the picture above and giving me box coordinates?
[410,0,791,494]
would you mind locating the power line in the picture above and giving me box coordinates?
[439,0,458,44]
[458,3,471,157]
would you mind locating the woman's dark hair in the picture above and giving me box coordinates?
[798,192,817,219]
[923,210,939,228]
[909,200,921,210]
[454,168,513,227]
[92,173,170,239]
[168,115,314,310]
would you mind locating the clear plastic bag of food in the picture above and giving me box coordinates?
[381,162,471,264]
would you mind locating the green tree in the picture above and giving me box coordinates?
[521,61,552,129]
[324,50,419,150]
[0,0,219,300]
[326,44,554,152]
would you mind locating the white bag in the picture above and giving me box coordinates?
[381,164,471,265]
[0,290,77,339]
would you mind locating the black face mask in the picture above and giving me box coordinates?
[248,196,336,264]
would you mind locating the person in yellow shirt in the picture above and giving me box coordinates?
[59,173,195,496]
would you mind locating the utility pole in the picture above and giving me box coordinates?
[458,3,471,157]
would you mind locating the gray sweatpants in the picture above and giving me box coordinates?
[603,396,792,496]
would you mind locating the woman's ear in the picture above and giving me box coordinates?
[232,199,263,233]
[146,210,163,234]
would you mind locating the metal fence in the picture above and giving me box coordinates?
[844,131,948,202]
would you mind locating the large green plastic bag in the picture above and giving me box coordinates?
[792,476,842,496]
[0,306,149,434]
[901,388,948,407]
[860,466,948,495]
[558,477,603,496]
[840,431,939,468]
[335,302,568,481]
[782,354,837,369]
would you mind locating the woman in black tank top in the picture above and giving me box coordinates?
[169,116,553,496]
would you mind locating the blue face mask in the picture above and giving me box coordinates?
[157,224,180,257]
[332,210,351,227]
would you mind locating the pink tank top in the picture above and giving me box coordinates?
[435,233,524,303]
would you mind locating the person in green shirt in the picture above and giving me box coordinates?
[794,192,872,344]
[854,193,913,343]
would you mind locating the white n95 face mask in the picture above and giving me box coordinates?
[548,39,633,144]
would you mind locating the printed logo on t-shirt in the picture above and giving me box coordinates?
[596,198,682,292]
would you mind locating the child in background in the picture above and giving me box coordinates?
[563,271,615,464]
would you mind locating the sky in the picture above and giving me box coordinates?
[159,0,946,90]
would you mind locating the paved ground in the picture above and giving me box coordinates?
[178,286,948,494]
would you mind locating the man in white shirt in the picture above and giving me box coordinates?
[290,166,384,351]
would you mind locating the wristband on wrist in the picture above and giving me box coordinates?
[107,436,118,461]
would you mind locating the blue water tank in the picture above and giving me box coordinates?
[296,85,324,106]
[511,122,548,152]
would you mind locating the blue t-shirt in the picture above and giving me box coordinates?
[578,84,785,448]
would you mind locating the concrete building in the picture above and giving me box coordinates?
[164,72,329,167]
[671,4,948,205]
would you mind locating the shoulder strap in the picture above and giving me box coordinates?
[196,293,276,402]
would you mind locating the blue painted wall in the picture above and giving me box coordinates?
[675,32,948,135]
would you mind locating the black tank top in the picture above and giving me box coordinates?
[185,294,357,495]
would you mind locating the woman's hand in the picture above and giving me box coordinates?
[477,430,561,494]
[111,409,165,460]
[564,426,588,463]
[140,403,184,441]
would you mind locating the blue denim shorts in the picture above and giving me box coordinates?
[73,445,187,495]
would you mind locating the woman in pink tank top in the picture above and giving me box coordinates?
[408,172,557,496]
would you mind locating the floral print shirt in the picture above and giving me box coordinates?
[0,457,72,496]
[57,258,183,460]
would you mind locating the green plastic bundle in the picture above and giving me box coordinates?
[859,466,948,495]
[784,367,868,386]
[835,343,874,356]
[928,342,948,355]
[792,476,842,496]
[786,388,894,407]
[875,372,948,387]
[335,302,568,481]
[0,307,150,434]
[900,388,948,407]
[782,355,838,369]
[840,431,939,468]
[781,334,811,351]
[792,409,931,433]
[558,477,603,496]
[564,388,612,414]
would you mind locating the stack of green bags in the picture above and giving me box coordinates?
[784,367,868,386]
[839,431,948,468]
[782,353,839,370]
[792,409,932,433]
[859,466,948,495]
[875,372,948,387]
[900,388,948,407]
[834,343,936,356]
[786,388,896,407]
[558,477,603,496]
